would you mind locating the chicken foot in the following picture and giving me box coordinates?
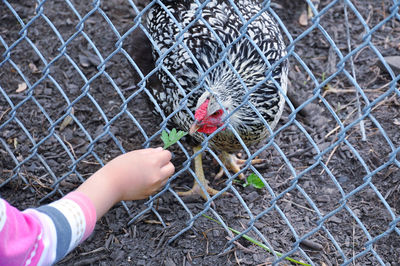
[215,151,264,180]
[177,146,221,200]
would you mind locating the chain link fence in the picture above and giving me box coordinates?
[1,0,399,265]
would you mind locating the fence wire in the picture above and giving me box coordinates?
[1,0,400,265]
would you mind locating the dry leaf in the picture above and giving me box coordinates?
[29,62,40,73]
[16,82,27,93]
[299,9,308,26]
[60,108,75,131]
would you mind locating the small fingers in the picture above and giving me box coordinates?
[147,164,173,197]
[129,147,163,152]
[134,147,163,154]
[156,149,173,166]
[160,162,175,180]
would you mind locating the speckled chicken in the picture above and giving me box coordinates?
[136,0,288,199]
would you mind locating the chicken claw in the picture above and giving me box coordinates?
[215,151,265,180]
[177,146,222,200]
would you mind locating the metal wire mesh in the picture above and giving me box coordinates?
[1,0,399,264]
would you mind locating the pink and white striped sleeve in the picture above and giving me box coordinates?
[0,191,97,265]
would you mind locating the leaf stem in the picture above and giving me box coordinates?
[202,214,311,266]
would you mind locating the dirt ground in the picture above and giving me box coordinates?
[0,0,399,265]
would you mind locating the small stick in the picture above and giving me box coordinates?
[320,134,350,175]
[344,3,366,141]
[300,239,323,251]
[0,108,10,122]
[63,135,77,159]
[281,199,316,213]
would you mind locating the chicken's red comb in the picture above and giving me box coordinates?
[194,99,209,121]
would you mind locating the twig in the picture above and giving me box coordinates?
[79,247,106,256]
[320,134,351,175]
[0,108,10,122]
[186,251,193,263]
[323,83,396,140]
[202,230,210,255]
[370,93,397,112]
[324,107,358,139]
[226,236,255,254]
[256,261,274,266]
[121,85,137,91]
[144,219,170,226]
[375,81,393,91]
[322,87,386,95]
[344,3,366,141]
[82,160,101,165]
[324,126,341,140]
[72,254,109,265]
[281,199,316,213]
[234,249,242,265]
[352,221,356,266]
[63,135,77,159]
[322,80,391,99]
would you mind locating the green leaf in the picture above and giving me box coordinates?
[246,173,265,189]
[177,130,188,139]
[169,128,177,141]
[161,130,169,143]
[161,129,188,149]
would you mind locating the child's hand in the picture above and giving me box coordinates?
[101,147,174,201]
[77,147,174,219]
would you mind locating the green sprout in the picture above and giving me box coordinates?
[235,173,266,189]
[161,128,188,149]
[202,214,311,266]
[243,173,266,189]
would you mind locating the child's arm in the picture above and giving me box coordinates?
[0,147,174,265]
[0,192,96,265]
[77,147,174,219]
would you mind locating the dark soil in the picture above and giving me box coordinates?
[1,0,399,265]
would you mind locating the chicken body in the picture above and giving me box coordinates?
[144,0,288,198]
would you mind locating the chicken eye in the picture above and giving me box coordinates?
[211,110,223,117]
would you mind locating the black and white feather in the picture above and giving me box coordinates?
[144,0,288,153]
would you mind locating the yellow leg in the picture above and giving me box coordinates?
[178,146,220,200]
[215,151,265,180]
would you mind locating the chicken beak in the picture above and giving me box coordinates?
[189,121,201,135]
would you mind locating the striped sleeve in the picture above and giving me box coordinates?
[0,191,97,265]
